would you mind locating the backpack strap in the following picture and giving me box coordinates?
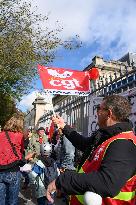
[5,131,19,159]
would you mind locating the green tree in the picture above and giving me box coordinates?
[0,93,17,128]
[0,0,81,100]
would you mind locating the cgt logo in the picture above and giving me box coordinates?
[47,69,73,78]
[50,78,83,89]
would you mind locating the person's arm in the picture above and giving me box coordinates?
[60,136,76,170]
[52,116,93,151]
[25,136,34,154]
[55,139,136,197]
[62,125,93,152]
[25,136,37,161]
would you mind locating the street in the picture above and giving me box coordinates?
[19,184,36,205]
[19,183,67,205]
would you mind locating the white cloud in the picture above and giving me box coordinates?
[18,90,53,111]
[31,0,136,60]
[18,91,37,111]
[31,0,94,41]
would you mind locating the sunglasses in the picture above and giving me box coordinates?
[96,104,108,112]
[96,104,101,112]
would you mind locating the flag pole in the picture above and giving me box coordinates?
[44,90,56,117]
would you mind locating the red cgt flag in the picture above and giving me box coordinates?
[38,65,90,96]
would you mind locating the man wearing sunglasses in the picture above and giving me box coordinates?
[46,95,136,205]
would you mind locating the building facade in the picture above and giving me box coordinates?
[24,96,53,130]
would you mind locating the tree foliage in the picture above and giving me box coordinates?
[0,0,81,100]
[0,93,17,128]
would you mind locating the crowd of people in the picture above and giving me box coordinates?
[0,95,136,205]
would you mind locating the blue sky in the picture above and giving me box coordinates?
[19,0,136,111]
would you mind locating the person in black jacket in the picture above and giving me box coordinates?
[46,95,136,204]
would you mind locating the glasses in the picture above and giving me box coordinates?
[96,104,108,112]
[96,104,100,112]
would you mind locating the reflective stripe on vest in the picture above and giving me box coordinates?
[73,191,136,205]
[74,190,136,204]
[70,132,136,205]
[78,167,84,173]
[76,195,84,204]
[113,190,136,201]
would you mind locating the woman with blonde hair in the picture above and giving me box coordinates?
[0,111,25,205]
